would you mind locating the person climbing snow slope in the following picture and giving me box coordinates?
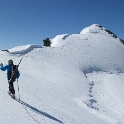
[0,59,20,99]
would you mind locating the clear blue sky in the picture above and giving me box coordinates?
[0,0,124,50]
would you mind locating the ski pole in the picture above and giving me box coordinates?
[15,53,25,101]
[17,79,20,101]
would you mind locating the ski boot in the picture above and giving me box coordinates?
[8,91,11,95]
[11,94,15,99]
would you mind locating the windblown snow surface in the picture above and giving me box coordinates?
[0,24,124,124]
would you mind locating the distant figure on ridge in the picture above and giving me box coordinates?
[0,59,20,99]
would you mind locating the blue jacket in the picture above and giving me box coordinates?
[0,64,20,82]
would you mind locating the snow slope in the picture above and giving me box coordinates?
[0,24,124,124]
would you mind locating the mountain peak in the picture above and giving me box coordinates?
[80,24,118,39]
[80,24,103,34]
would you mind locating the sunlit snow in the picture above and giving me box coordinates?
[0,24,124,124]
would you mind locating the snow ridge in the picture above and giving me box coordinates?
[8,44,42,54]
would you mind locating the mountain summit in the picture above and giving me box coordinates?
[51,24,123,48]
[80,24,117,38]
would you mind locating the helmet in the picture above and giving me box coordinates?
[8,59,13,64]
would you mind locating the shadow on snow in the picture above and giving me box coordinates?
[15,98,64,124]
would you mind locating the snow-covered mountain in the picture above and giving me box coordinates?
[0,24,124,124]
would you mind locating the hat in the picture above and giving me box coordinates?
[8,59,13,64]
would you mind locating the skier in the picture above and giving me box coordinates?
[0,59,20,99]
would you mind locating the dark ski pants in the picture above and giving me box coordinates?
[9,81,15,94]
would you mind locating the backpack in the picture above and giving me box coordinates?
[8,65,18,80]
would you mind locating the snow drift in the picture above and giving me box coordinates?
[8,44,42,54]
[51,34,69,47]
